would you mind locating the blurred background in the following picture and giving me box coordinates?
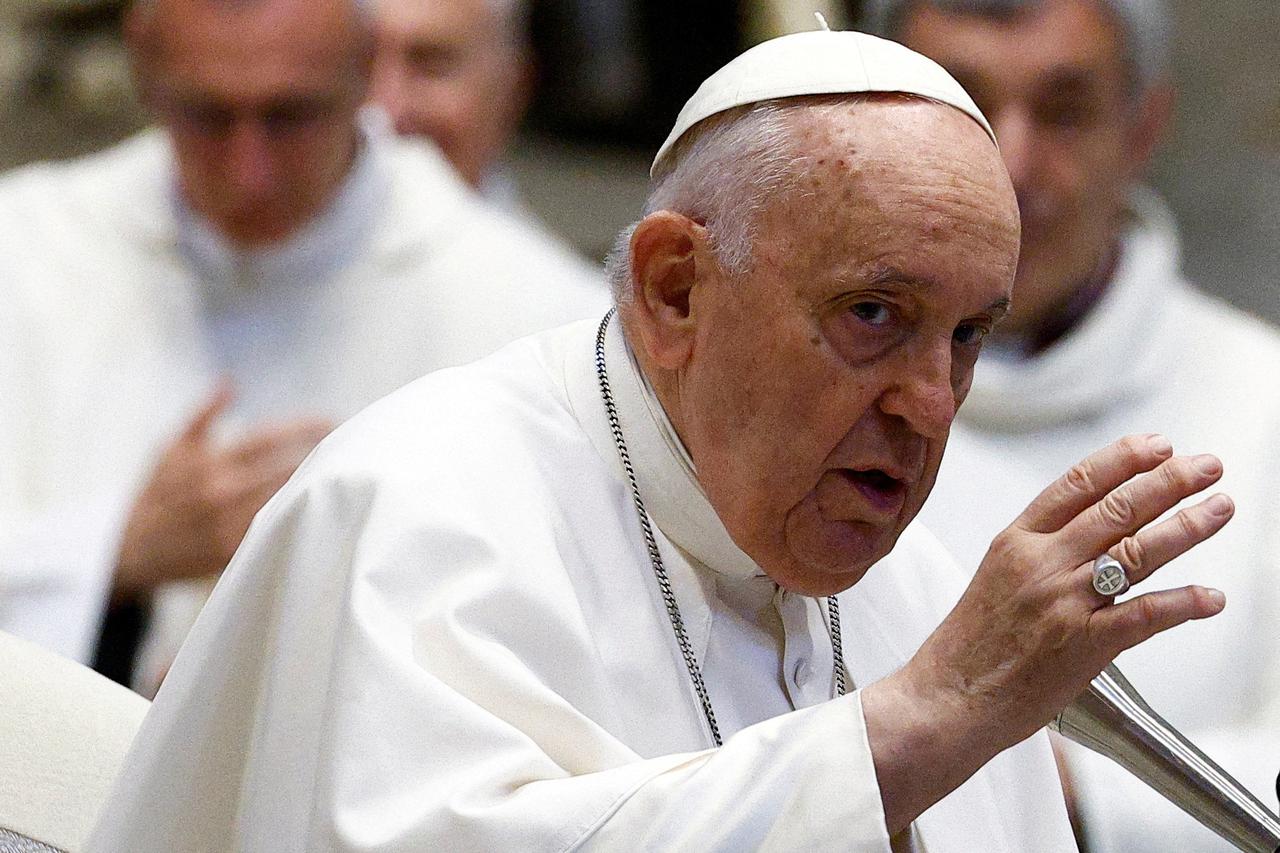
[0,0,1275,321]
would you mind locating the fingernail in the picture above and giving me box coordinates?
[1194,454,1222,475]
[1206,588,1226,608]
[1147,434,1172,455]
[1207,494,1233,516]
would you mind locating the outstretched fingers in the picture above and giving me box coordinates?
[1017,434,1174,535]
[1056,453,1227,567]
[1102,493,1235,587]
[1089,585,1227,657]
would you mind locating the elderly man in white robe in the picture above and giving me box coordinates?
[867,1,1280,849]
[89,30,1236,851]
[0,0,605,693]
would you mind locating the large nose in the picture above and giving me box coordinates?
[226,121,278,198]
[877,340,958,440]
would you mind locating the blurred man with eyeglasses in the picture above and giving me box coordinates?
[0,0,605,696]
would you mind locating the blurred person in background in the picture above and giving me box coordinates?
[865,0,1280,849]
[368,0,533,198]
[0,0,606,696]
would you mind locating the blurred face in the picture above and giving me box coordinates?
[370,0,530,188]
[899,0,1154,335]
[632,101,1019,596]
[130,0,370,246]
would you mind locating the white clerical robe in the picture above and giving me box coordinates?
[919,189,1280,851]
[0,124,608,673]
[88,316,1076,852]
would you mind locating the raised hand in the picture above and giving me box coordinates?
[113,383,333,598]
[863,434,1234,833]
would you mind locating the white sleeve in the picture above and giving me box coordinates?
[573,695,891,851]
[0,496,130,663]
[87,470,896,853]
[0,263,125,664]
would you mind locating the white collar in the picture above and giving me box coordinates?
[567,312,766,583]
[174,126,388,305]
[560,313,838,706]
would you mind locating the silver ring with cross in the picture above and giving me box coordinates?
[1092,554,1131,597]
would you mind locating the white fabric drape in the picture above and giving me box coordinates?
[88,317,1075,852]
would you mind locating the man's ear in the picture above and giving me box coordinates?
[626,210,712,370]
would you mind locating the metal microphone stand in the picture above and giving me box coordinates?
[1052,665,1280,853]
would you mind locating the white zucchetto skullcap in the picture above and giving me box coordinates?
[652,28,996,176]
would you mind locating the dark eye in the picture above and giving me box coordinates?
[953,323,989,347]
[822,296,910,366]
[263,99,334,135]
[1037,98,1095,130]
[850,302,892,327]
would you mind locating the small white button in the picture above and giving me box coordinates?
[793,660,813,686]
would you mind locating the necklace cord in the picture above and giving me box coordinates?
[593,308,847,749]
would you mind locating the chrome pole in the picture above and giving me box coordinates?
[1052,665,1280,853]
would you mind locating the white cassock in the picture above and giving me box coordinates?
[0,122,608,675]
[88,316,1076,852]
[920,188,1280,851]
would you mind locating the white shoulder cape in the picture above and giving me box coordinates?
[88,319,1075,852]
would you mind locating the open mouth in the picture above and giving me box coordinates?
[842,468,907,513]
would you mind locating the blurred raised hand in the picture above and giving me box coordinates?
[113,382,332,599]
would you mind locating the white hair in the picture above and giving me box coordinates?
[863,0,1171,93]
[606,100,815,304]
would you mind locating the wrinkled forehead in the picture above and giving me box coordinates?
[755,100,1020,270]
[792,97,1013,208]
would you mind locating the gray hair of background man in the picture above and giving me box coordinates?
[862,0,1171,93]
[606,100,820,304]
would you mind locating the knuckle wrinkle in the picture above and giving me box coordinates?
[1099,490,1135,528]
[1063,462,1095,495]
[1116,536,1145,574]
[1175,506,1204,540]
